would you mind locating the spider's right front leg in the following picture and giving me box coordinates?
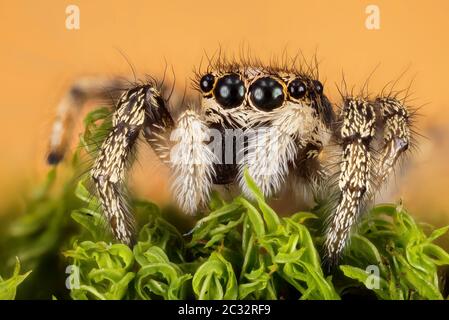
[91,85,169,245]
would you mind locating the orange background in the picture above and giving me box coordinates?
[1,0,449,224]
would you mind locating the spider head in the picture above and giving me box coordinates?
[196,66,334,129]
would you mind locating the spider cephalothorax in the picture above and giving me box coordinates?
[194,62,334,190]
[47,57,415,265]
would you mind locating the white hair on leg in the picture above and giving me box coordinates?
[239,126,297,198]
[239,102,319,198]
[169,109,216,214]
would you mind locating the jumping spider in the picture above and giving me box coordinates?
[47,57,414,264]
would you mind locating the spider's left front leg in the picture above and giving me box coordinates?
[324,95,413,264]
[324,97,377,264]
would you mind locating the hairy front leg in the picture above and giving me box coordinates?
[324,97,376,265]
[91,85,164,244]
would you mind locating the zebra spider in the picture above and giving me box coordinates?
[47,56,415,264]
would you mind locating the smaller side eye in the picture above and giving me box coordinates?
[288,79,307,99]
[200,74,215,93]
[313,80,323,94]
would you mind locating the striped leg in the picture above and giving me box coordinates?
[324,97,376,265]
[91,85,169,245]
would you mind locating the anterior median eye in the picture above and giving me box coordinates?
[213,74,245,108]
[249,77,285,111]
[288,79,307,99]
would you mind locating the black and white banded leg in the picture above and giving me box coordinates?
[324,96,412,265]
[91,84,216,244]
[91,85,170,245]
[324,97,376,265]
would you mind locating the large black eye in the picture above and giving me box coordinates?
[213,74,245,109]
[288,79,307,99]
[249,77,285,111]
[313,80,323,94]
[200,74,215,93]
